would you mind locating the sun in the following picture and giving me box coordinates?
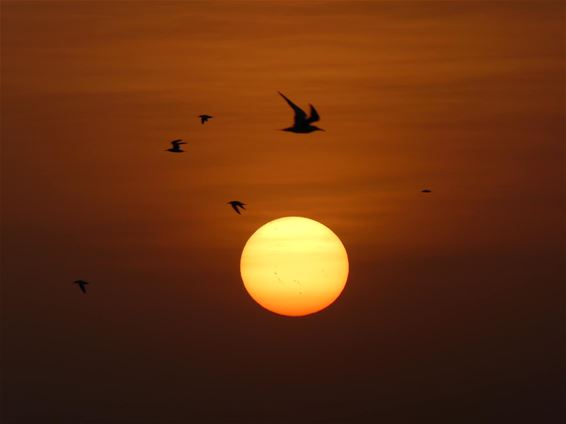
[240,217,349,317]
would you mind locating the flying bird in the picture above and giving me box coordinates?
[421,189,432,193]
[166,139,186,153]
[198,114,213,124]
[228,200,246,215]
[278,92,324,133]
[74,280,89,294]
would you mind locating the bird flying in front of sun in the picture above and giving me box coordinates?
[240,217,348,317]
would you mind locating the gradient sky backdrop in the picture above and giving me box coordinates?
[2,1,564,423]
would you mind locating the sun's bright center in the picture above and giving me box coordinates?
[240,216,349,317]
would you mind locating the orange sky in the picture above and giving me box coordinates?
[2,1,564,423]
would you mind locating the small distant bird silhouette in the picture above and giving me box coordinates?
[74,280,89,294]
[166,139,186,153]
[228,200,246,215]
[198,114,213,124]
[278,92,324,133]
[421,189,432,193]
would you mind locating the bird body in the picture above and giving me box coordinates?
[167,139,186,153]
[228,200,246,214]
[421,189,432,193]
[278,92,324,133]
[74,280,89,294]
[199,114,213,124]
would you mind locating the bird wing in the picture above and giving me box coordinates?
[231,203,241,214]
[74,281,88,293]
[306,104,320,123]
[278,92,307,125]
[171,139,185,146]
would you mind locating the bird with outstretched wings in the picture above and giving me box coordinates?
[227,201,246,215]
[278,92,323,133]
[74,280,89,294]
[167,139,187,153]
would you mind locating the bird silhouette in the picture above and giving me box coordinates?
[74,280,89,294]
[278,92,324,133]
[166,139,186,153]
[198,114,213,124]
[421,189,432,193]
[227,201,246,215]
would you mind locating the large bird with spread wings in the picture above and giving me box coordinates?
[278,92,324,133]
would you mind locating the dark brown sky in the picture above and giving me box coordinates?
[2,1,564,423]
